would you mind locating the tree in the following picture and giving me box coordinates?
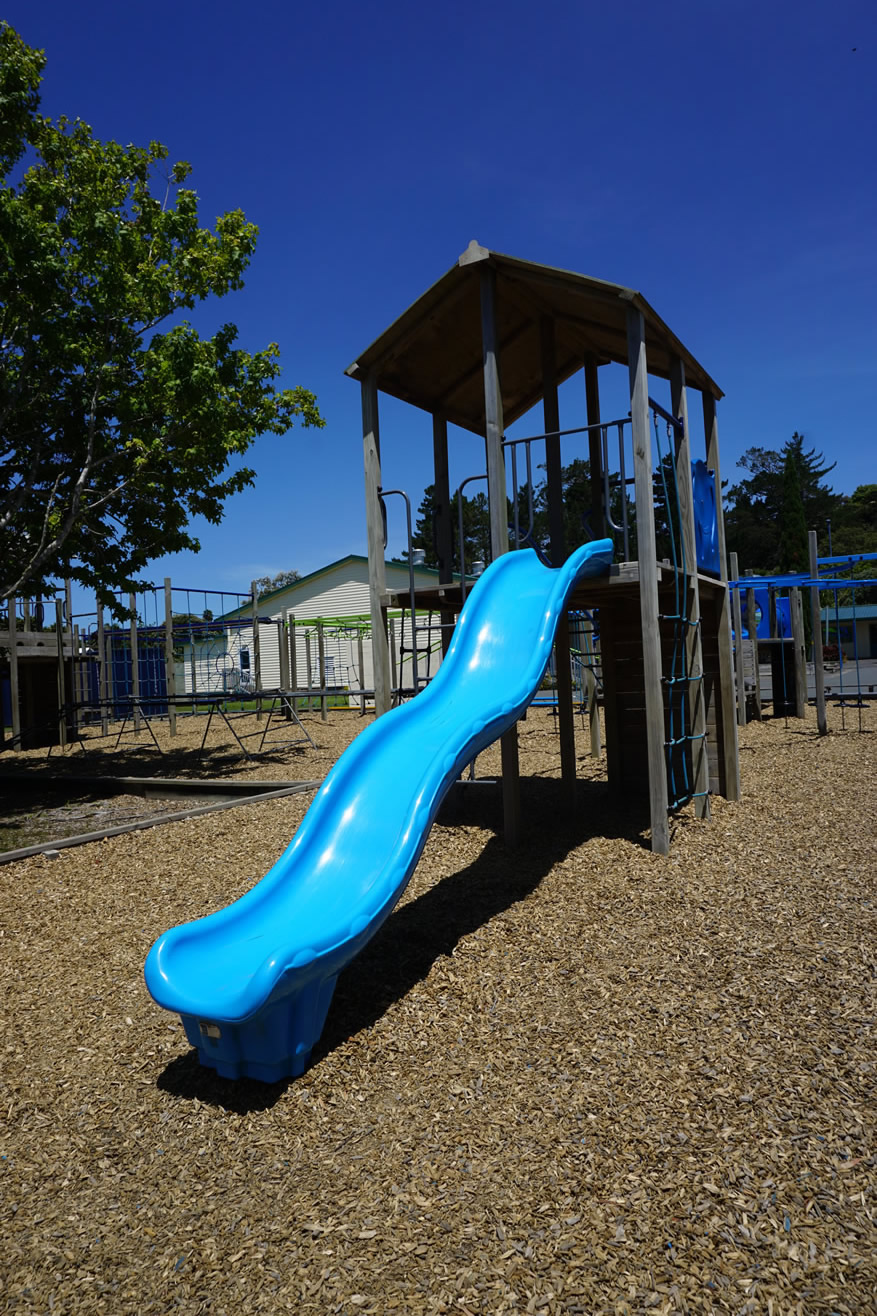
[724,434,837,572]
[409,484,492,574]
[777,447,809,574]
[0,23,323,614]
[254,569,302,599]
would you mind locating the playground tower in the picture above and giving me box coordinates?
[346,242,740,853]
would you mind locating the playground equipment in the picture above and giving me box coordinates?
[144,540,613,1081]
[347,242,740,853]
[729,538,877,732]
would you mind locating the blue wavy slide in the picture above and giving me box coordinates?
[144,539,613,1081]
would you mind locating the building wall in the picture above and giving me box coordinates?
[222,560,449,702]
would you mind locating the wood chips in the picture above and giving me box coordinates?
[0,705,874,1313]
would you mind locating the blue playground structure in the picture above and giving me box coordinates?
[145,540,613,1081]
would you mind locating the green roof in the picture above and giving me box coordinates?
[220,554,468,620]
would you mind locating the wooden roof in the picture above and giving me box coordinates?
[346,242,723,436]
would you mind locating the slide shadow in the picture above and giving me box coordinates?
[156,775,649,1112]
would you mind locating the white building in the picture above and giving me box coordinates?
[219,555,463,704]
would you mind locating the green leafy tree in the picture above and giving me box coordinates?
[825,484,877,604]
[0,23,323,614]
[254,569,302,599]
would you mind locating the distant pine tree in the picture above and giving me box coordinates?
[778,448,809,574]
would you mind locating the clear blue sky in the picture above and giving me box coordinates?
[7,0,876,613]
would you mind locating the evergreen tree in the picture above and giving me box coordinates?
[777,448,809,574]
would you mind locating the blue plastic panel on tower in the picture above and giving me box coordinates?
[691,460,720,576]
[144,539,614,1082]
[741,588,791,641]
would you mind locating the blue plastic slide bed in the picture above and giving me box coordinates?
[144,539,612,1080]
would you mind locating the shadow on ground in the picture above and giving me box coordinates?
[156,775,650,1113]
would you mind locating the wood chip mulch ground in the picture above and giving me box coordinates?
[0,706,874,1314]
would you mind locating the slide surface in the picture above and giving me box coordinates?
[145,539,612,1080]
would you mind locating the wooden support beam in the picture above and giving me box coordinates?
[96,603,108,736]
[305,630,313,712]
[251,580,263,721]
[357,627,366,715]
[808,531,827,735]
[481,261,520,847]
[317,620,328,722]
[432,413,454,584]
[164,577,177,736]
[362,372,391,716]
[583,617,601,757]
[129,593,140,733]
[432,412,456,659]
[790,587,808,719]
[729,552,747,729]
[584,355,604,540]
[290,614,298,714]
[8,597,20,745]
[542,316,576,807]
[702,393,740,800]
[278,616,291,718]
[55,598,67,749]
[673,359,711,818]
[745,582,763,720]
[627,306,669,854]
[480,264,509,564]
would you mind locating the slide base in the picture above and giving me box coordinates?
[179,973,338,1082]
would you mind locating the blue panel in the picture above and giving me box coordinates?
[742,589,791,641]
[145,539,614,1082]
[691,460,720,576]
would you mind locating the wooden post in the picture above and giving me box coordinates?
[279,617,291,720]
[73,623,82,738]
[251,580,262,721]
[305,630,313,712]
[432,412,456,657]
[702,393,740,800]
[55,598,67,748]
[729,552,747,729]
[627,305,669,854]
[289,614,298,713]
[164,577,177,736]
[317,619,328,722]
[584,618,601,757]
[745,583,763,720]
[8,597,20,745]
[540,316,577,806]
[357,627,366,715]
[481,261,520,845]
[105,625,115,722]
[790,587,807,719]
[808,531,827,735]
[189,626,197,697]
[129,593,140,732]
[672,359,711,819]
[96,604,108,736]
[362,372,391,716]
[584,355,604,539]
